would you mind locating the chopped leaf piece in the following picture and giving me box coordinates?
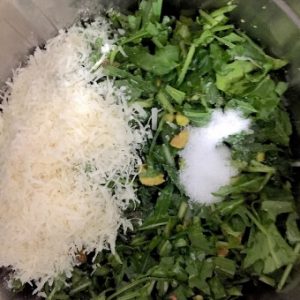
[244,213,296,274]
[125,45,179,75]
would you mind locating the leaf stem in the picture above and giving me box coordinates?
[69,280,92,296]
[162,144,175,166]
[277,243,300,291]
[138,221,168,231]
[246,210,281,269]
[149,118,165,153]
[117,291,141,300]
[177,44,196,86]
[121,31,148,45]
[157,90,175,113]
[107,277,163,300]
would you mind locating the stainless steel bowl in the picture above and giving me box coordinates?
[0,0,299,299]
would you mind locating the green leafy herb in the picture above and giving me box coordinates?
[39,1,299,299]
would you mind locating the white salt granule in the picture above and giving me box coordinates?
[179,109,250,204]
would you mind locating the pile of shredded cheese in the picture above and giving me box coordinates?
[0,19,147,292]
[179,110,250,204]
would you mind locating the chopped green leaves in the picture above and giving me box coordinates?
[215,174,271,196]
[165,85,186,105]
[42,1,299,299]
[244,214,296,274]
[124,45,179,76]
[286,213,300,245]
[216,61,256,94]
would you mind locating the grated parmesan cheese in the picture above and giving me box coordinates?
[179,109,250,205]
[0,19,147,293]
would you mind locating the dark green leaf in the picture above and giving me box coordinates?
[214,257,236,277]
[165,85,186,105]
[183,106,211,127]
[188,220,211,252]
[124,45,179,75]
[215,174,271,196]
[286,213,300,245]
[261,201,294,220]
[209,277,227,299]
[140,0,163,26]
[244,216,296,274]
[216,61,256,94]
[187,259,213,294]
[226,99,257,116]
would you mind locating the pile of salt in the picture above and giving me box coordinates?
[179,109,250,204]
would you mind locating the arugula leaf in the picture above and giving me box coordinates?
[286,213,300,245]
[187,258,214,294]
[140,0,163,26]
[216,198,244,216]
[209,43,230,71]
[215,174,271,196]
[261,201,295,220]
[232,32,288,70]
[216,61,256,94]
[104,65,156,93]
[152,185,173,217]
[188,219,212,253]
[183,105,211,127]
[226,99,257,116]
[256,108,292,146]
[245,76,280,120]
[201,79,224,107]
[165,85,186,105]
[124,44,179,75]
[244,212,296,274]
[209,276,227,299]
[214,257,236,277]
[140,185,173,228]
[42,2,299,299]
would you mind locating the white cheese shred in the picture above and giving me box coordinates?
[0,19,147,293]
[179,109,250,205]
[151,107,158,130]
